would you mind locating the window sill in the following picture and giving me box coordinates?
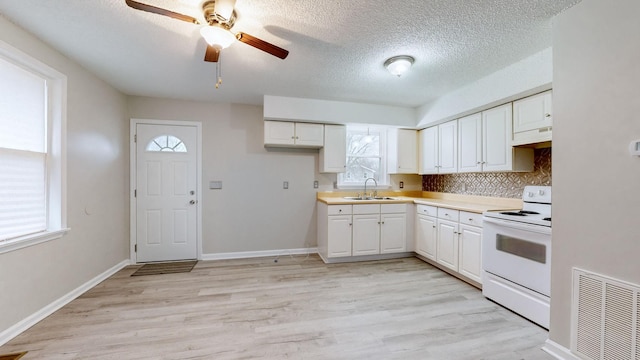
[0,228,70,255]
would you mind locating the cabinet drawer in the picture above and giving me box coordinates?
[437,208,459,222]
[459,211,483,227]
[353,204,380,215]
[381,203,406,214]
[416,204,438,216]
[328,205,352,215]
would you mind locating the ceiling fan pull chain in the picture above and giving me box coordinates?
[215,58,223,89]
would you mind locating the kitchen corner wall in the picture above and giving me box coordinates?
[422,148,551,198]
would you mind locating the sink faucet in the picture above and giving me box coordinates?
[364,177,377,199]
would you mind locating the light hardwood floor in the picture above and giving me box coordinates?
[1,255,554,359]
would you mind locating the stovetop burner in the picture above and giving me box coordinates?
[484,186,552,227]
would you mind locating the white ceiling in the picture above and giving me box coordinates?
[0,0,579,108]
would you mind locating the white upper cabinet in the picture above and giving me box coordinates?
[264,121,324,148]
[512,90,553,146]
[458,113,483,173]
[388,128,418,174]
[483,104,514,172]
[418,126,438,174]
[483,104,534,172]
[457,104,534,173]
[419,120,457,174]
[438,120,458,173]
[319,124,346,173]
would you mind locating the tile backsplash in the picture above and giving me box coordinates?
[422,148,551,199]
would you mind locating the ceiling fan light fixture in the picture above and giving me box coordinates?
[214,0,236,22]
[200,25,236,48]
[384,55,415,77]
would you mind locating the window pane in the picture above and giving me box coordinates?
[347,131,380,156]
[0,58,46,153]
[146,135,187,152]
[344,157,381,182]
[0,148,46,241]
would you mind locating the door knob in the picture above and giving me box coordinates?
[189,200,196,205]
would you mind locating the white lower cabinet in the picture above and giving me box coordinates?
[318,202,408,262]
[380,212,407,253]
[436,218,459,272]
[353,213,381,256]
[327,215,352,257]
[414,205,483,286]
[458,223,482,283]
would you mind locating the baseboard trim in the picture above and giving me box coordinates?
[202,247,318,261]
[0,259,130,346]
[542,339,579,360]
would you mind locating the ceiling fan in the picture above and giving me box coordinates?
[125,0,289,63]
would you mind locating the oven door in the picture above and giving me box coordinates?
[482,216,551,296]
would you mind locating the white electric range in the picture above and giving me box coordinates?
[482,185,552,329]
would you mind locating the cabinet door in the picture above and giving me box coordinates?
[327,215,352,257]
[415,214,437,261]
[380,213,406,254]
[389,129,417,174]
[482,103,513,172]
[458,113,482,173]
[459,224,482,283]
[438,120,458,173]
[264,121,295,145]
[319,125,346,173]
[418,127,438,174]
[513,91,552,133]
[436,219,458,272]
[295,123,324,147]
[352,214,380,256]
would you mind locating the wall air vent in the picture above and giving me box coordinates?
[572,268,639,360]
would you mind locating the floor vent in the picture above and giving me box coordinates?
[572,268,639,360]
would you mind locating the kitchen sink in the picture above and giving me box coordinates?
[343,196,396,201]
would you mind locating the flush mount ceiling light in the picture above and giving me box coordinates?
[384,55,415,77]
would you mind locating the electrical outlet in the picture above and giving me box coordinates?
[283,181,289,189]
[399,181,404,189]
[313,180,319,188]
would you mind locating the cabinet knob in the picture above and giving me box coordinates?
[469,218,473,221]
[338,209,342,213]
[545,113,551,118]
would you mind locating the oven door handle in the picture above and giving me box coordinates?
[482,216,552,235]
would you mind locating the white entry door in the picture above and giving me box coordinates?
[135,123,198,262]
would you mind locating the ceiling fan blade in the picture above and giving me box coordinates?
[236,32,289,59]
[125,0,200,24]
[204,45,220,62]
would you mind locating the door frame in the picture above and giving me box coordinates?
[129,118,203,264]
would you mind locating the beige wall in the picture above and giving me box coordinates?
[127,98,330,254]
[550,0,640,348]
[0,16,129,332]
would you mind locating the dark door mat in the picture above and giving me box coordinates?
[0,352,27,360]
[131,260,197,276]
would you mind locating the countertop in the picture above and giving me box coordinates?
[317,191,522,214]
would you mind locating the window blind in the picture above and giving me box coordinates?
[0,57,47,242]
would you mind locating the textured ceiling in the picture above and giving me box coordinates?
[0,0,579,107]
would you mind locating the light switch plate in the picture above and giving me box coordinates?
[283,181,289,189]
